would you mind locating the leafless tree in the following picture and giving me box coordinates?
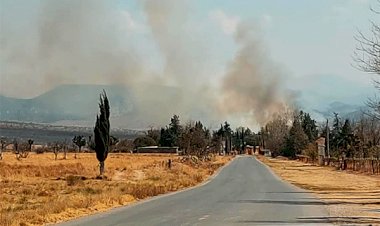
[264,109,294,156]
[19,142,30,158]
[354,1,380,119]
[354,22,380,74]
[109,136,119,152]
[354,113,380,158]
[49,142,60,160]
[0,138,7,160]
[72,135,86,159]
[13,140,30,159]
[114,139,134,153]
[62,140,69,159]
[265,116,289,157]
[13,139,20,159]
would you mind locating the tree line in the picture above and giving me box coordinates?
[133,115,261,158]
[259,109,380,160]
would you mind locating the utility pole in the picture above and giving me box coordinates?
[326,119,330,158]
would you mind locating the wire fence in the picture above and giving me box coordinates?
[296,155,380,175]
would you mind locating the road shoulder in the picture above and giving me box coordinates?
[256,154,380,225]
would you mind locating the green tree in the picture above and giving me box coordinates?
[159,115,183,147]
[222,121,233,153]
[330,113,342,156]
[300,111,318,142]
[179,121,210,158]
[244,133,257,147]
[94,90,110,177]
[244,127,252,136]
[340,119,359,157]
[133,136,157,149]
[233,127,246,154]
[27,139,34,152]
[169,115,182,146]
[283,115,308,158]
[159,128,171,146]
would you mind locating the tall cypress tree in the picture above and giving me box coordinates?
[94,90,110,177]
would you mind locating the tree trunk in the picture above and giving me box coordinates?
[75,147,80,159]
[64,150,67,160]
[99,161,105,176]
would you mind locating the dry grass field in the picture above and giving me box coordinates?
[0,152,233,226]
[257,155,380,225]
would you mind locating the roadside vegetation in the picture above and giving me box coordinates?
[0,152,232,226]
[259,109,380,167]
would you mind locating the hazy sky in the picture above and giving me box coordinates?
[0,0,378,126]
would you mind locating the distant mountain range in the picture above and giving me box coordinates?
[0,84,133,125]
[0,84,369,128]
[0,84,182,129]
[289,74,374,121]
[312,101,368,121]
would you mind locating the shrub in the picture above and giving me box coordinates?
[66,175,85,186]
[133,136,157,149]
[304,143,318,163]
[35,147,49,154]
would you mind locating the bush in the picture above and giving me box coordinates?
[66,175,85,186]
[114,139,134,152]
[35,147,49,154]
[281,146,295,158]
[133,136,157,149]
[304,143,318,163]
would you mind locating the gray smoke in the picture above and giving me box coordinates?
[220,22,291,125]
[1,0,143,97]
[141,0,220,126]
[0,0,292,128]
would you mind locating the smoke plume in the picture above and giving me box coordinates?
[0,0,292,128]
[220,22,290,125]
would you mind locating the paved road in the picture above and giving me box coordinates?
[57,156,330,226]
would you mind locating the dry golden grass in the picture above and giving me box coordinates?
[0,152,232,226]
[257,155,380,225]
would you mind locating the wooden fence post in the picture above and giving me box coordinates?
[167,159,172,169]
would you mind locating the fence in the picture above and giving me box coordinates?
[296,155,380,175]
[328,157,380,175]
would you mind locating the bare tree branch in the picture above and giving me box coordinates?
[354,2,380,120]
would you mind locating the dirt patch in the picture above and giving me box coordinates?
[133,170,146,181]
[257,155,380,225]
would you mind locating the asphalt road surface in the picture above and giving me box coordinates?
[57,156,331,226]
